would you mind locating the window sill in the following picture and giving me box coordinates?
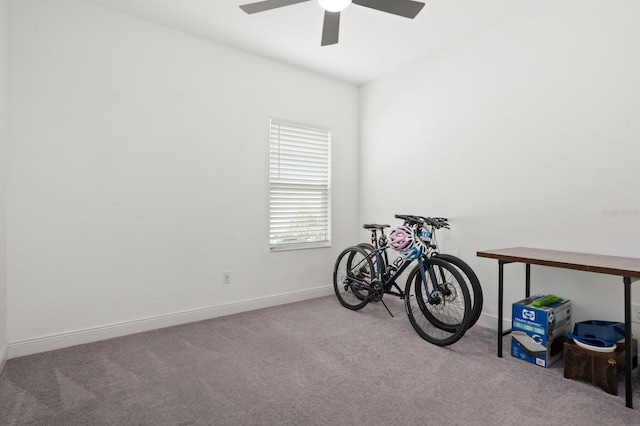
[270,241,332,252]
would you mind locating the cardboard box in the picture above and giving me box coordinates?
[511,295,572,368]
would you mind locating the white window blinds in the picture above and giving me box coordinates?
[269,119,331,250]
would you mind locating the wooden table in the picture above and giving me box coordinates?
[477,247,640,408]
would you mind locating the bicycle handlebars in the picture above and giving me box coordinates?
[394,214,450,229]
[394,214,422,225]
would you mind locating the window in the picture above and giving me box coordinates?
[269,118,331,251]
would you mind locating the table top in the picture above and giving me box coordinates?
[477,247,640,278]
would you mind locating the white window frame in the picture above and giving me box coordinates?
[269,118,331,251]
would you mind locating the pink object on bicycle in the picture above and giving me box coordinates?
[388,226,413,252]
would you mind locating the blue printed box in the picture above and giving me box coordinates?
[511,295,572,368]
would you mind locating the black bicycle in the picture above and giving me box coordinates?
[333,222,472,346]
[358,215,483,329]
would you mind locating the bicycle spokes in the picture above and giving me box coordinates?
[404,257,471,346]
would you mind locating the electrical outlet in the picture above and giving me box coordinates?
[633,303,640,324]
[223,271,231,285]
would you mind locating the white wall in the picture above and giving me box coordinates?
[0,0,8,370]
[360,0,640,331]
[7,0,360,356]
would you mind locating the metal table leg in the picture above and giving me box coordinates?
[624,276,633,409]
[498,261,505,357]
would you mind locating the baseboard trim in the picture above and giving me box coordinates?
[475,312,510,332]
[8,285,334,359]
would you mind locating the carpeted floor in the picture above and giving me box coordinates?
[1,295,640,425]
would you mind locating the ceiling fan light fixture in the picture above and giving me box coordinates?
[239,0,426,46]
[318,0,351,13]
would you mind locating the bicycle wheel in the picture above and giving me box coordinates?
[404,257,471,346]
[413,258,472,333]
[407,261,465,333]
[432,253,483,328]
[353,243,379,301]
[333,246,373,310]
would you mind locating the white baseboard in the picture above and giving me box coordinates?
[475,311,511,332]
[8,285,334,359]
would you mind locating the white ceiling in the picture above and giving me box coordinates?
[83,0,546,86]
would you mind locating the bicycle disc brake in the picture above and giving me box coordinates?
[437,282,458,302]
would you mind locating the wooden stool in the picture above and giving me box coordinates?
[563,339,637,395]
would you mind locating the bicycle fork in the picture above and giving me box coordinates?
[418,260,446,305]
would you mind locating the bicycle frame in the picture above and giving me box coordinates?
[366,222,446,301]
[357,237,440,304]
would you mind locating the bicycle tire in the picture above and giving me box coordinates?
[404,257,471,346]
[353,243,379,301]
[432,253,483,328]
[333,246,373,310]
[411,260,467,333]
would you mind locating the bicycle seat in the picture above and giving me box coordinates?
[362,224,390,230]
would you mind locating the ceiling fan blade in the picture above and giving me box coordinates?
[321,11,340,46]
[240,0,310,14]
[352,0,425,19]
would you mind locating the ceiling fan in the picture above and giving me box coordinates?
[239,0,426,46]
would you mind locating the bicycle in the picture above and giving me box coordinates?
[410,216,484,328]
[333,223,472,346]
[358,215,483,329]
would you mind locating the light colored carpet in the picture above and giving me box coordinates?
[1,295,640,425]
